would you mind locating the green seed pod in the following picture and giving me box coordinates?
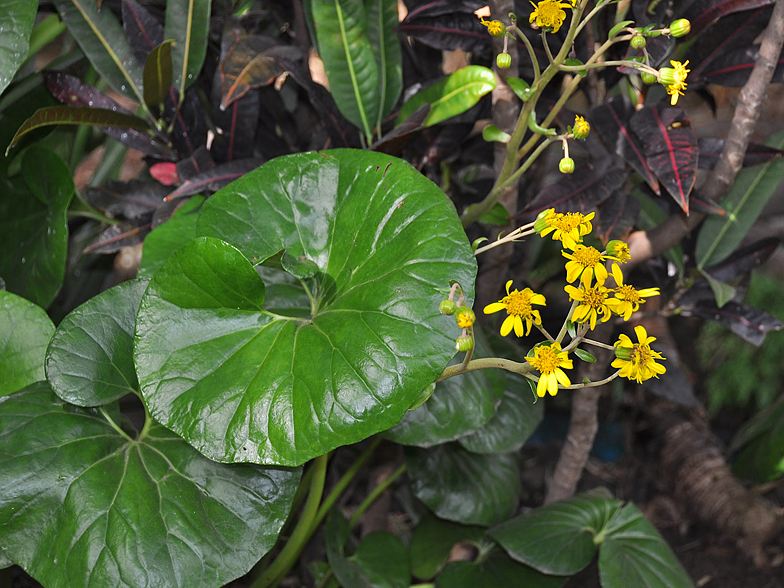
[630,35,646,50]
[497,52,512,69]
[439,300,457,315]
[455,335,474,352]
[559,157,575,174]
[669,18,691,38]
[641,71,657,84]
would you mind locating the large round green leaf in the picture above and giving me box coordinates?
[410,512,485,580]
[436,552,567,588]
[0,382,301,588]
[135,150,476,466]
[0,291,54,397]
[406,444,520,527]
[46,279,148,406]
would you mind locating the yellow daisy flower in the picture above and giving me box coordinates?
[526,342,573,397]
[481,17,507,37]
[535,209,594,249]
[606,264,660,321]
[529,0,572,33]
[572,115,590,139]
[562,244,609,285]
[659,60,689,105]
[483,280,546,337]
[611,325,666,383]
[606,240,631,263]
[564,280,613,330]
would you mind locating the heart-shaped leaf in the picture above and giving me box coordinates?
[0,146,74,307]
[0,291,55,397]
[0,0,38,97]
[138,195,205,278]
[135,150,476,466]
[489,494,622,575]
[436,551,567,588]
[46,279,148,406]
[410,512,485,579]
[406,444,520,526]
[0,382,301,588]
[598,503,694,588]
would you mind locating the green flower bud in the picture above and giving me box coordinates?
[659,67,678,86]
[534,208,555,234]
[559,157,575,174]
[439,300,457,315]
[497,52,512,69]
[455,335,474,352]
[641,71,657,84]
[614,345,632,361]
[606,239,631,263]
[630,35,646,50]
[482,19,507,38]
[455,306,476,328]
[669,18,690,38]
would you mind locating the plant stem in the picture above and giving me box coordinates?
[253,453,328,588]
[437,357,532,381]
[349,463,407,528]
[99,407,133,442]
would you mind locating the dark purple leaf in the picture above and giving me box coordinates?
[698,137,784,169]
[418,123,474,168]
[680,0,773,37]
[399,11,491,53]
[630,104,697,213]
[701,44,784,87]
[175,145,215,182]
[122,0,164,59]
[151,196,194,228]
[590,95,659,194]
[689,192,727,215]
[162,87,208,158]
[644,363,700,407]
[86,180,168,219]
[704,237,782,283]
[163,158,265,202]
[595,190,640,244]
[371,104,431,155]
[687,300,783,346]
[520,157,629,219]
[83,220,152,254]
[211,85,260,162]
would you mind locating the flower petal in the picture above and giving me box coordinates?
[500,315,514,336]
[483,302,506,314]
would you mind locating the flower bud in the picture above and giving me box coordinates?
[641,71,657,84]
[606,240,631,263]
[497,52,512,69]
[439,300,457,315]
[669,18,690,38]
[455,306,476,328]
[658,67,678,87]
[614,345,632,361]
[482,19,507,38]
[455,335,474,351]
[630,35,646,50]
[559,157,575,174]
[572,116,590,140]
[534,208,555,234]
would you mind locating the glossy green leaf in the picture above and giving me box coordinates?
[696,129,784,268]
[410,512,485,579]
[164,0,211,91]
[482,124,511,144]
[574,348,596,362]
[598,503,694,588]
[135,150,476,466]
[52,0,145,103]
[138,195,205,279]
[325,510,411,588]
[143,39,174,110]
[46,279,148,407]
[396,66,496,128]
[406,444,520,526]
[7,106,152,153]
[608,20,634,40]
[0,146,74,307]
[366,0,403,124]
[0,0,37,97]
[479,202,510,224]
[384,331,505,447]
[489,494,623,575]
[458,371,542,454]
[0,291,54,397]
[312,0,379,140]
[0,382,301,588]
[436,551,567,588]
[700,269,736,308]
[506,77,530,102]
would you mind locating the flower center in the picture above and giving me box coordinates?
[616,284,640,303]
[551,213,582,233]
[572,246,603,268]
[630,344,652,366]
[503,290,533,317]
[538,0,565,24]
[582,286,607,309]
[530,347,560,373]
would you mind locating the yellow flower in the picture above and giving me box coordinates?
[535,209,594,249]
[481,17,507,37]
[572,115,590,139]
[611,325,666,383]
[529,0,572,33]
[484,280,546,337]
[659,60,689,105]
[562,244,609,285]
[456,307,476,328]
[606,240,631,263]
[606,264,660,321]
[526,342,573,397]
[564,280,613,330]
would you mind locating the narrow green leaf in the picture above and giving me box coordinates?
[143,39,174,110]
[506,77,530,102]
[700,269,736,308]
[312,0,380,140]
[0,0,38,97]
[0,291,54,397]
[479,202,511,224]
[574,348,596,362]
[0,383,301,588]
[482,124,511,144]
[7,106,152,153]
[564,58,587,77]
[396,66,496,128]
[51,0,145,103]
[608,20,634,40]
[696,129,784,268]
[366,0,403,125]
[165,0,212,91]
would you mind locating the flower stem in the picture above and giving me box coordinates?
[437,357,532,381]
[349,463,407,528]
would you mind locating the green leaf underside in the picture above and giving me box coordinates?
[312,0,380,139]
[46,279,148,407]
[366,0,403,124]
[0,291,55,397]
[436,552,567,588]
[143,39,174,108]
[598,503,694,588]
[52,0,144,101]
[0,0,38,97]
[138,195,205,279]
[696,129,784,268]
[165,0,211,91]
[489,494,623,575]
[410,512,485,579]
[0,383,301,588]
[134,150,476,466]
[396,66,496,128]
[406,444,520,527]
[0,146,74,307]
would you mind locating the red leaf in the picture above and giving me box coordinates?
[150,162,180,186]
